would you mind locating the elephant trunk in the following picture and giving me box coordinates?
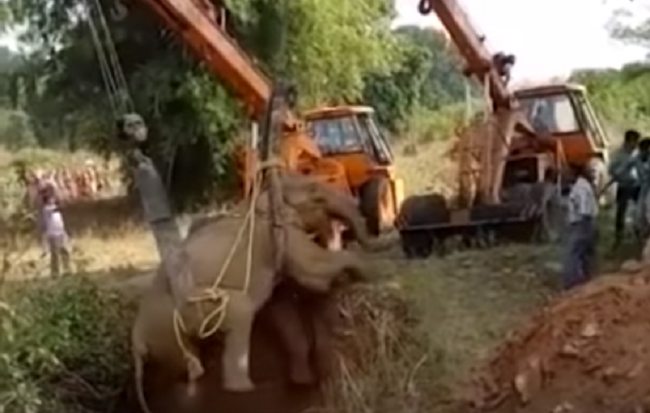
[325,188,385,251]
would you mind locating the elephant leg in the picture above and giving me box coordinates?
[131,320,153,413]
[185,352,204,397]
[306,294,338,379]
[221,290,255,392]
[266,286,315,385]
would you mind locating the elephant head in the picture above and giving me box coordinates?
[272,172,386,251]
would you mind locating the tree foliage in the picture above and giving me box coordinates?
[570,63,650,134]
[363,25,467,132]
[0,0,468,208]
[566,7,650,138]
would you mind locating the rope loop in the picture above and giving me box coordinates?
[172,165,266,362]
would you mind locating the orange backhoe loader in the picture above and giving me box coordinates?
[132,0,403,235]
[396,0,610,258]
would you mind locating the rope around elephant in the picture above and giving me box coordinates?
[172,159,283,366]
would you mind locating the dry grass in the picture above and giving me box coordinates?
[0,146,117,171]
[394,139,457,197]
[1,197,159,280]
[316,243,556,413]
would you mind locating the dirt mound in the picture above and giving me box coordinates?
[116,281,410,413]
[459,273,650,413]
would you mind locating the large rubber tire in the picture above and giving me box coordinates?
[396,193,448,259]
[359,176,390,236]
[500,182,563,243]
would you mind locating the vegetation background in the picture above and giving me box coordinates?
[1,0,650,412]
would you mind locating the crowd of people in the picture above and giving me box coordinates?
[14,160,111,208]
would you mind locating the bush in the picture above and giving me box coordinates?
[399,104,468,144]
[0,110,38,151]
[0,276,133,413]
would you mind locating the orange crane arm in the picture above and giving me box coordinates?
[138,0,271,117]
[134,0,322,177]
[417,0,512,110]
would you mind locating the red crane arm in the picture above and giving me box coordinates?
[137,0,272,118]
[418,0,513,110]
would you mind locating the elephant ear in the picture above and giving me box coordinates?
[281,178,316,208]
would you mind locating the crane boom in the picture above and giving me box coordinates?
[418,0,512,110]
[139,0,272,117]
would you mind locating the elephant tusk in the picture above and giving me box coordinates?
[237,354,249,371]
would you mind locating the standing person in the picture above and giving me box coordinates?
[609,129,641,249]
[37,183,71,277]
[632,137,650,249]
[562,163,599,290]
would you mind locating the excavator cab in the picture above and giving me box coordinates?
[303,106,404,235]
[303,106,393,165]
[514,84,609,165]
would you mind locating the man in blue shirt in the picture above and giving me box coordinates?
[633,137,650,245]
[609,129,640,249]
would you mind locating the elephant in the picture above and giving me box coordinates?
[131,171,381,413]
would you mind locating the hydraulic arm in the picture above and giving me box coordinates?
[417,0,537,205]
[417,0,513,110]
[139,0,270,117]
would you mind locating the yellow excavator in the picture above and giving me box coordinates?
[396,0,610,258]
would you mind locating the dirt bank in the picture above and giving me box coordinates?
[459,273,650,413]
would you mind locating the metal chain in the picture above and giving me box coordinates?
[85,6,121,117]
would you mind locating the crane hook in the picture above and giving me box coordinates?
[418,0,433,15]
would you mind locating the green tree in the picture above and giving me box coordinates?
[3,0,400,208]
[567,8,650,135]
[0,110,37,149]
[363,25,467,133]
[570,65,650,134]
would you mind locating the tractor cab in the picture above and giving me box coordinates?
[514,83,609,164]
[303,105,403,235]
[303,106,393,164]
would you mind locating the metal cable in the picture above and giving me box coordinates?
[85,3,120,117]
[83,0,133,117]
[92,0,134,112]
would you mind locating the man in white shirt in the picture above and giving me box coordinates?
[37,183,71,276]
[562,163,598,289]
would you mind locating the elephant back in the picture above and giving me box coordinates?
[181,213,276,296]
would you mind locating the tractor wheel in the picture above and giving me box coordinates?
[396,193,448,259]
[500,182,562,243]
[529,182,564,243]
[359,176,392,236]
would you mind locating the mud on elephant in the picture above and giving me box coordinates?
[131,172,382,411]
